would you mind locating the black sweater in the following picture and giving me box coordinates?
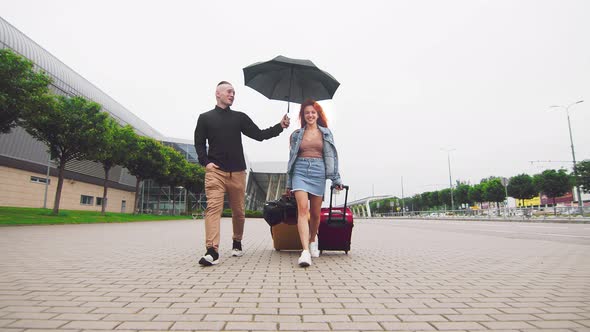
[194,106,283,172]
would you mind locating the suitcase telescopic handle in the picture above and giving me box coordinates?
[328,185,349,223]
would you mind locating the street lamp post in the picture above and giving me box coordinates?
[401,176,405,216]
[441,148,456,211]
[500,177,509,217]
[550,100,584,215]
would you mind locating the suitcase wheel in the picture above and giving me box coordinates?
[320,250,323,255]
[275,249,280,251]
[345,251,348,254]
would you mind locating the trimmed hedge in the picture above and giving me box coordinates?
[221,209,263,218]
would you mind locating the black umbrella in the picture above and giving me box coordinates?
[243,55,340,113]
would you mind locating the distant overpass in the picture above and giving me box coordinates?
[343,195,397,218]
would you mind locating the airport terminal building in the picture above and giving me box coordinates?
[0,16,284,213]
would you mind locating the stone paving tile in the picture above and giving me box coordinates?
[521,330,573,332]
[0,307,48,314]
[445,315,495,322]
[278,322,329,330]
[115,321,173,330]
[233,307,278,315]
[61,320,120,329]
[481,321,538,329]
[226,322,277,330]
[186,306,232,313]
[543,306,589,313]
[170,321,225,330]
[489,313,541,321]
[350,314,401,322]
[0,320,16,328]
[398,314,448,322]
[499,307,547,314]
[1,313,57,320]
[21,329,83,332]
[152,314,204,321]
[279,308,323,315]
[202,314,252,321]
[303,315,350,322]
[535,313,587,320]
[1,218,589,331]
[381,322,436,330]
[254,315,301,323]
[0,329,23,332]
[7,320,68,329]
[529,320,587,328]
[330,322,383,330]
[432,322,487,330]
[368,308,414,315]
[89,308,138,314]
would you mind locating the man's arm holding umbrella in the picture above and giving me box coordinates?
[240,113,290,141]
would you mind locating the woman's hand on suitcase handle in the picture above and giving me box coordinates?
[331,184,348,191]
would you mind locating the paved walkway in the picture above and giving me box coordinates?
[0,218,589,331]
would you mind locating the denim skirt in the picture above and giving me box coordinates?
[291,157,326,197]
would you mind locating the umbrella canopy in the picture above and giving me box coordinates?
[243,55,340,112]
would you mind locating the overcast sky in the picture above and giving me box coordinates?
[2,0,589,202]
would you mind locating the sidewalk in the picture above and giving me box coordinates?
[1,218,589,331]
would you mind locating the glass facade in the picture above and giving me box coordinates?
[134,141,202,215]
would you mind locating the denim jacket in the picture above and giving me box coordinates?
[286,125,342,188]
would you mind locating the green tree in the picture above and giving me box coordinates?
[507,173,537,206]
[454,183,472,207]
[429,191,441,208]
[183,163,205,214]
[468,184,484,207]
[410,194,422,211]
[0,49,52,133]
[483,178,506,208]
[439,188,452,208]
[124,137,169,214]
[533,169,573,215]
[88,121,137,215]
[420,192,431,210]
[161,146,190,215]
[575,160,590,193]
[23,96,109,214]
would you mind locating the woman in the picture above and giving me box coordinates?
[286,99,343,267]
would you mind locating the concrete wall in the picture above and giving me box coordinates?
[0,166,135,213]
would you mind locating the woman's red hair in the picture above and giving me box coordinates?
[299,99,328,128]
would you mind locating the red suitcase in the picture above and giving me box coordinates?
[318,185,353,254]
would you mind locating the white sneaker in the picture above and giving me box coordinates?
[231,240,243,257]
[309,241,320,258]
[298,250,312,267]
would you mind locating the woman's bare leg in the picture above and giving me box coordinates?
[308,194,323,243]
[294,191,310,250]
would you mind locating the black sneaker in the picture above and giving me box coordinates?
[231,240,243,257]
[198,247,219,266]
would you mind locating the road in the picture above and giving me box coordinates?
[0,218,588,331]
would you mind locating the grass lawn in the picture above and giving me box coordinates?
[0,206,191,226]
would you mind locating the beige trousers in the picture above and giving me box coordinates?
[204,168,246,250]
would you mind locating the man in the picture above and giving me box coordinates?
[194,81,290,266]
